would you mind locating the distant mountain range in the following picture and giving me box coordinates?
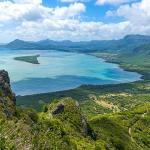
[0,34,150,53]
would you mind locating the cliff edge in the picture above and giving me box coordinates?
[0,70,16,118]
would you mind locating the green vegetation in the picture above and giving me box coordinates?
[17,81,150,117]
[90,103,150,150]
[1,97,150,149]
[14,55,40,64]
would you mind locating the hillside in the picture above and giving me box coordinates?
[0,70,150,149]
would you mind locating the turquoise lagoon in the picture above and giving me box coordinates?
[0,50,141,95]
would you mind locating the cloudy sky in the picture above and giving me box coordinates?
[0,0,150,42]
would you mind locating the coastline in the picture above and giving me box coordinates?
[15,51,147,97]
[87,53,148,80]
[14,57,142,96]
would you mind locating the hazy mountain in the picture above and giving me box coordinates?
[133,43,150,55]
[1,34,150,53]
[6,39,39,50]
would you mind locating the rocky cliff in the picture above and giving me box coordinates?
[0,70,16,118]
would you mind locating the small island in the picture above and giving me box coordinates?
[14,55,40,64]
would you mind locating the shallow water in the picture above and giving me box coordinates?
[0,50,141,95]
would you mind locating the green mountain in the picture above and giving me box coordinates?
[1,70,150,150]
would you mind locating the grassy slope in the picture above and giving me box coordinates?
[1,98,150,150]
[90,103,150,150]
[14,55,40,64]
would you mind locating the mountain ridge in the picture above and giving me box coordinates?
[1,34,150,53]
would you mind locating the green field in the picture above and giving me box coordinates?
[14,55,40,64]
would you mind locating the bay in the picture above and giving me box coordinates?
[0,50,141,95]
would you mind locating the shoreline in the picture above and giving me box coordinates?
[87,53,149,80]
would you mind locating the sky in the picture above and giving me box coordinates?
[0,0,150,42]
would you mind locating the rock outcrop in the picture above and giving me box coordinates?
[0,70,16,117]
[47,98,96,138]
[52,104,64,115]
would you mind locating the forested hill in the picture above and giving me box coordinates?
[1,34,150,53]
[0,70,150,149]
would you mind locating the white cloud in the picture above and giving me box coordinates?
[52,3,86,19]
[96,0,136,5]
[0,1,85,23]
[0,0,42,4]
[13,0,42,4]
[60,0,88,3]
[0,0,150,42]
[10,20,131,41]
[0,1,87,42]
[0,1,51,23]
[106,0,150,25]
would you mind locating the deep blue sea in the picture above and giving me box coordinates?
[0,50,141,95]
